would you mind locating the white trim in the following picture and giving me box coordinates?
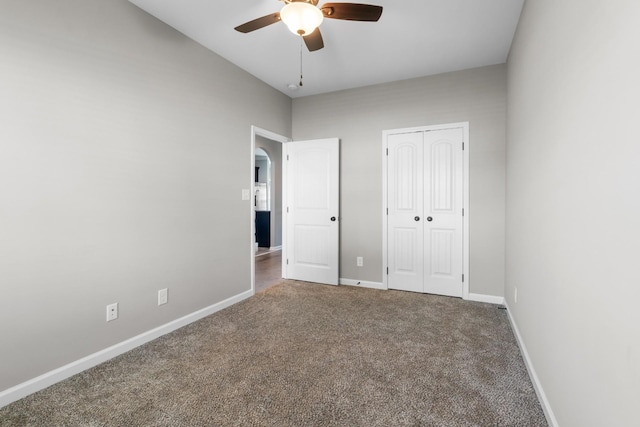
[339,278,386,290]
[255,247,282,258]
[381,122,470,298]
[250,126,290,294]
[269,245,282,251]
[0,289,253,409]
[282,142,289,279]
[505,303,559,427]
[462,124,470,300]
[381,132,389,290]
[467,293,505,305]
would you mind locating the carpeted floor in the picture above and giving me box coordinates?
[0,281,547,426]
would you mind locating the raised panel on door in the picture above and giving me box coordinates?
[387,132,424,293]
[424,128,464,297]
[285,138,339,285]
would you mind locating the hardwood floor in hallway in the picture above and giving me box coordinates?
[255,249,282,293]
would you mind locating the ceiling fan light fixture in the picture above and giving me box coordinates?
[280,2,323,36]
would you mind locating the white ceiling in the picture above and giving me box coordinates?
[128,0,524,98]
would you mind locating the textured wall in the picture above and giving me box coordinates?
[0,0,291,392]
[506,0,640,425]
[293,65,507,297]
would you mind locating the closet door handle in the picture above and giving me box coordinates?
[427,217,433,222]
[414,216,420,221]
[330,216,336,221]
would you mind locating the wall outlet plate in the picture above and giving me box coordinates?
[106,303,118,322]
[356,256,364,267]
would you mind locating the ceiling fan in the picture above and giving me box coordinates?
[234,0,383,52]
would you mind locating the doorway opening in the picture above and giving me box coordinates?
[254,147,272,251]
[251,127,289,294]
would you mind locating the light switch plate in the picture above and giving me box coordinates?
[158,288,168,306]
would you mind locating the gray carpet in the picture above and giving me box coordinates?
[0,281,547,426]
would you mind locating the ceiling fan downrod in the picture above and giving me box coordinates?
[299,39,304,87]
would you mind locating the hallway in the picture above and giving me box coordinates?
[255,249,282,293]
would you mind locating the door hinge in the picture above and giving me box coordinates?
[287,154,289,161]
[386,207,388,215]
[287,206,289,213]
[386,267,389,275]
[462,208,464,216]
[286,259,289,265]
[386,148,388,156]
[462,274,465,283]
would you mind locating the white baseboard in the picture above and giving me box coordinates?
[467,293,505,305]
[0,289,253,409]
[339,283,505,304]
[269,245,282,251]
[339,278,386,290]
[505,302,558,427]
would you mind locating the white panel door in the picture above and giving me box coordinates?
[424,128,464,297]
[284,138,339,285]
[387,132,424,293]
[385,127,464,297]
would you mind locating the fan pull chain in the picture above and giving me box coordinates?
[299,38,304,87]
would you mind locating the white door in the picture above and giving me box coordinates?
[423,128,464,297]
[387,127,464,297]
[387,132,424,292]
[284,138,340,285]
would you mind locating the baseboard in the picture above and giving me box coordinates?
[269,245,282,251]
[505,302,559,427]
[467,293,505,305]
[339,278,386,290]
[0,289,253,409]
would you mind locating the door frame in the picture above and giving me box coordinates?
[381,122,470,299]
[250,126,290,295]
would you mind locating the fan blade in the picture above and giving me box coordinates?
[234,12,281,33]
[303,28,324,52]
[321,3,383,21]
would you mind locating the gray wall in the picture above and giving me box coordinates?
[0,0,291,392]
[506,0,640,425]
[255,136,283,247]
[292,65,507,297]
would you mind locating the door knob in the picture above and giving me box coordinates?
[330,216,336,221]
[414,216,420,221]
[427,216,433,222]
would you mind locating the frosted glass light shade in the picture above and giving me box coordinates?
[280,2,323,36]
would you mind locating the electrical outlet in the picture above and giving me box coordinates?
[158,288,168,306]
[514,287,518,304]
[356,256,363,267]
[106,303,118,322]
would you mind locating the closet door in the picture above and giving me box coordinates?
[387,132,424,293]
[386,126,464,297]
[423,128,464,297]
